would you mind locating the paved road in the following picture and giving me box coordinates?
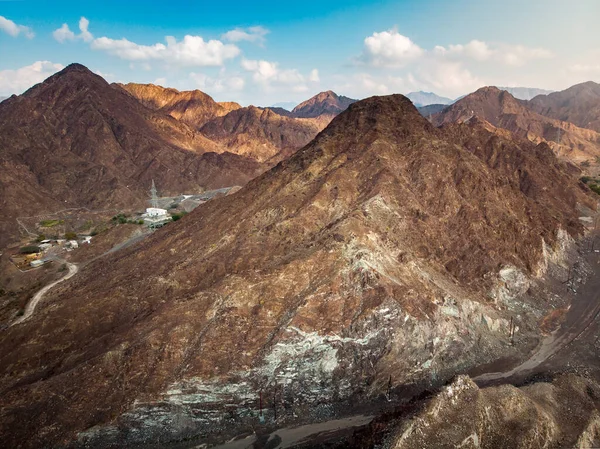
[11,262,78,326]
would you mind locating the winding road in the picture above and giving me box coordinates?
[474,249,600,385]
[11,262,78,326]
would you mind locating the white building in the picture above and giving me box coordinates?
[142,207,172,228]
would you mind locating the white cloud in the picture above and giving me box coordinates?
[0,15,34,39]
[568,63,600,75]
[53,18,239,67]
[189,72,245,93]
[434,40,492,61]
[53,17,94,43]
[434,40,552,66]
[222,26,269,45]
[0,61,64,96]
[496,44,552,66]
[91,34,240,67]
[417,61,483,97]
[241,58,319,93]
[78,17,93,43]
[153,77,167,86]
[53,24,75,43]
[358,29,424,67]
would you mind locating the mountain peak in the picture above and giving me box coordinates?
[292,90,357,118]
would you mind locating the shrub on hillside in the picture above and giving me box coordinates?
[20,246,40,254]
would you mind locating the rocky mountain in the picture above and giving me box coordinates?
[497,86,554,100]
[417,103,447,117]
[200,105,325,162]
[291,90,357,118]
[0,95,7,102]
[0,64,263,248]
[406,91,453,107]
[389,374,600,448]
[0,94,593,448]
[271,101,297,111]
[527,81,600,133]
[432,86,600,169]
[119,83,241,129]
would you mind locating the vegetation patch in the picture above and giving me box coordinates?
[171,211,188,221]
[39,219,63,227]
[581,176,600,195]
[19,246,41,254]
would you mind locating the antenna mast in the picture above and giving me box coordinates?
[150,180,159,208]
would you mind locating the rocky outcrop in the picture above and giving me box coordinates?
[0,94,593,447]
[391,374,600,448]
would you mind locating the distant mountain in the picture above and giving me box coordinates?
[417,104,447,117]
[292,90,357,118]
[527,81,600,133]
[119,83,241,129]
[497,86,554,101]
[0,64,263,247]
[271,101,298,111]
[200,106,324,163]
[264,106,294,117]
[432,86,600,169]
[1,94,592,448]
[406,91,453,107]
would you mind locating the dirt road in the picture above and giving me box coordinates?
[475,249,600,385]
[11,262,78,326]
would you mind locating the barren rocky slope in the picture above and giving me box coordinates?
[119,82,241,128]
[389,374,600,448]
[527,81,600,133]
[0,64,263,248]
[0,94,594,448]
[432,86,600,168]
[200,105,325,162]
[292,90,357,118]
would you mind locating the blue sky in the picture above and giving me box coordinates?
[1,0,599,105]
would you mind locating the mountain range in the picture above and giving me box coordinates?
[406,91,453,107]
[0,66,345,247]
[0,92,594,448]
[527,81,600,133]
[432,85,600,170]
[2,62,600,446]
[0,64,264,248]
[497,86,554,100]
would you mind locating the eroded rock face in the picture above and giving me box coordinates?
[0,94,594,447]
[390,374,600,449]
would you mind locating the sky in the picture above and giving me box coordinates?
[0,0,599,106]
